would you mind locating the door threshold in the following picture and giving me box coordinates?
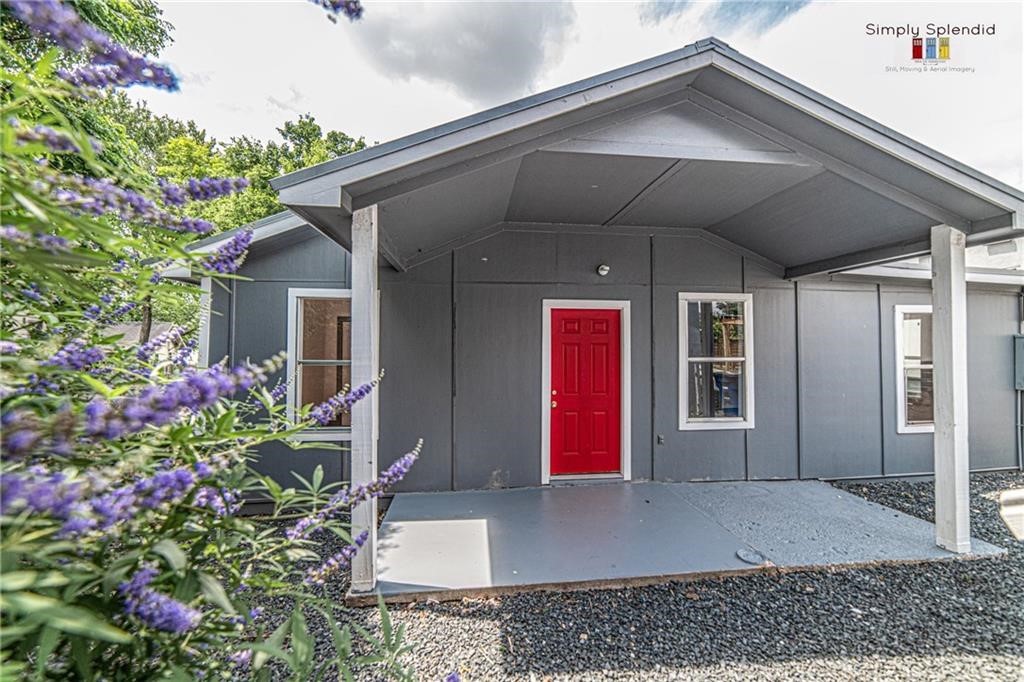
[549,473,625,485]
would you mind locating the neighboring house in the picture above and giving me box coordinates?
[185,38,1023,589]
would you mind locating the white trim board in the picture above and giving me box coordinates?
[286,287,354,442]
[197,276,212,368]
[894,304,935,435]
[541,299,632,486]
[677,292,755,431]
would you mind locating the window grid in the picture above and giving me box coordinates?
[678,293,755,431]
[286,288,353,441]
[894,304,935,434]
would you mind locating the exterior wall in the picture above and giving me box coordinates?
[222,228,1021,492]
[378,228,1021,490]
[208,230,352,488]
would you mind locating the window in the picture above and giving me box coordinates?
[895,305,934,434]
[678,293,754,430]
[286,289,352,439]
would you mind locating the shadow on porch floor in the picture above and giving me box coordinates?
[351,480,1003,605]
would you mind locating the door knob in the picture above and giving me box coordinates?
[551,400,558,408]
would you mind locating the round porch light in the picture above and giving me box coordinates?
[596,264,610,277]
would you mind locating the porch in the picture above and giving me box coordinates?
[349,480,1003,605]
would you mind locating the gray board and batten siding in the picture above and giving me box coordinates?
[208,226,1020,492]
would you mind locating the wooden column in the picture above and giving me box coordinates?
[350,205,379,591]
[931,224,971,553]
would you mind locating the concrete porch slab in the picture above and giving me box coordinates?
[351,481,1004,605]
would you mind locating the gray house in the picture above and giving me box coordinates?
[189,38,1024,595]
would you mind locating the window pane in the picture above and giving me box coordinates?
[901,312,932,366]
[300,298,351,362]
[688,361,744,419]
[687,301,744,358]
[904,367,934,425]
[299,364,352,427]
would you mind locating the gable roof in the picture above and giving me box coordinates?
[184,210,308,253]
[270,37,1022,278]
[273,37,1021,203]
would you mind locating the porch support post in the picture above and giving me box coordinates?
[350,204,379,592]
[931,224,971,553]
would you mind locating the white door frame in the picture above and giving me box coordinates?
[541,299,632,485]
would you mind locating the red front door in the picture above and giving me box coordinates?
[550,308,621,476]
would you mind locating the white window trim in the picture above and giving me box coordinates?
[286,287,353,442]
[894,304,935,434]
[678,292,755,431]
[197,276,212,368]
[541,299,632,485]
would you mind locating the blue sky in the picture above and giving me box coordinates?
[135,1,1022,187]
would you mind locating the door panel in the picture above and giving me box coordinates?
[550,308,621,475]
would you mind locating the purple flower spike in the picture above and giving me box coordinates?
[10,121,87,153]
[303,530,369,585]
[311,0,364,21]
[8,0,178,92]
[286,444,420,542]
[160,177,249,206]
[0,341,21,355]
[201,230,252,274]
[309,381,375,426]
[119,565,200,633]
[47,172,213,234]
[42,339,105,370]
[137,326,185,362]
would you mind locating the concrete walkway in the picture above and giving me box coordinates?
[357,481,1003,604]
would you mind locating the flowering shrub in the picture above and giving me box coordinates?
[0,1,418,679]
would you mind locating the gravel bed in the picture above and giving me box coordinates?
[283,471,1023,681]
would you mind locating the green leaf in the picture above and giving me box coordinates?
[35,626,60,679]
[290,608,313,676]
[78,373,114,397]
[152,539,187,572]
[253,619,289,671]
[0,592,131,644]
[197,572,235,614]
[312,464,324,490]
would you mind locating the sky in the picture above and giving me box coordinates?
[133,1,1023,188]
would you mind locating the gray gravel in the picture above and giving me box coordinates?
[286,471,1023,681]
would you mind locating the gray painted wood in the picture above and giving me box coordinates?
[379,158,519,258]
[231,277,349,491]
[652,285,747,481]
[555,233,650,285]
[710,172,935,267]
[879,285,934,475]
[967,288,1019,469]
[506,151,676,225]
[456,230,557,283]
[746,282,799,479]
[453,281,654,488]
[220,226,1020,495]
[613,159,820,228]
[653,234,743,289]
[797,282,883,479]
[576,99,792,153]
[239,228,348,282]
[380,261,453,492]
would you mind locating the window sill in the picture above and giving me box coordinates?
[679,418,755,431]
[287,429,353,442]
[897,424,934,435]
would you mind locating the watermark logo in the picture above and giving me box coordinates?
[868,22,993,74]
[913,36,951,61]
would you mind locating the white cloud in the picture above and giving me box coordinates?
[136,1,1021,187]
[349,1,577,105]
